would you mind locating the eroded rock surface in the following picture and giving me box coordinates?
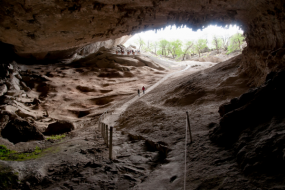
[0,0,284,85]
[209,70,285,181]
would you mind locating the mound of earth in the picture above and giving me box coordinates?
[74,47,166,71]
[163,55,248,106]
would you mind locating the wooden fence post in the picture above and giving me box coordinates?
[101,123,104,138]
[186,111,193,143]
[109,126,113,159]
[101,123,103,138]
[101,123,103,137]
[98,118,101,131]
[102,123,105,139]
[106,125,109,147]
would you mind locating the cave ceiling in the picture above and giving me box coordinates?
[1,0,284,87]
[0,0,279,54]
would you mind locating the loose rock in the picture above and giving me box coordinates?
[0,84,7,96]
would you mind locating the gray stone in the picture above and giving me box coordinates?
[0,84,7,96]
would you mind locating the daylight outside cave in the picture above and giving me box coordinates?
[0,0,285,189]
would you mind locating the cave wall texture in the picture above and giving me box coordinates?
[0,0,284,86]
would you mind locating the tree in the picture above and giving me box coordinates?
[181,41,194,61]
[166,41,172,56]
[194,39,208,57]
[135,35,145,50]
[169,40,183,58]
[159,39,168,56]
[212,36,223,54]
[221,35,230,51]
[227,33,245,54]
[152,41,159,54]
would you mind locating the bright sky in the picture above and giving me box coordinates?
[124,25,243,48]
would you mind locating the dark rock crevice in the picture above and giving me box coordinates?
[209,70,285,179]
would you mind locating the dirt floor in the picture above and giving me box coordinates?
[114,54,257,190]
[0,52,257,189]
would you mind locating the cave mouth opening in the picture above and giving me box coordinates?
[124,24,245,60]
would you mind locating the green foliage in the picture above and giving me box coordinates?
[170,40,183,58]
[194,39,208,57]
[0,145,12,157]
[151,41,159,54]
[0,145,59,161]
[157,49,162,55]
[0,165,19,189]
[181,40,194,60]
[227,33,245,54]
[135,35,145,50]
[46,134,66,141]
[159,39,169,55]
[212,36,223,53]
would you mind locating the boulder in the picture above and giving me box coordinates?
[1,119,45,144]
[0,84,7,96]
[44,120,75,135]
[10,75,21,91]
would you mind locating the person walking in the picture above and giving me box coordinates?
[142,86,145,94]
[138,89,140,97]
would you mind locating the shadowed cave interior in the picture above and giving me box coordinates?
[0,0,285,189]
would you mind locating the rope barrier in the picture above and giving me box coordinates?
[184,118,187,190]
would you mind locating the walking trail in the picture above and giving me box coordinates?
[101,65,190,127]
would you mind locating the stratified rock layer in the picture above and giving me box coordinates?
[0,0,284,85]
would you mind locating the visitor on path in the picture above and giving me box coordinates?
[142,86,145,94]
[138,89,140,97]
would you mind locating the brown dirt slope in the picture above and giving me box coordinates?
[117,55,269,189]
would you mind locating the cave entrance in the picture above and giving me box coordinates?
[124,24,245,62]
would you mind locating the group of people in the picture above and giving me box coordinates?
[116,49,140,55]
[138,86,145,97]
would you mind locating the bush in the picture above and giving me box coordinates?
[0,145,58,161]
[227,33,245,54]
[46,134,66,141]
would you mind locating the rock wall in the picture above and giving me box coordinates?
[209,70,285,176]
[241,0,285,86]
[16,35,131,63]
[0,0,285,85]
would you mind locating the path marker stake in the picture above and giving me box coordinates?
[109,126,113,159]
[186,111,193,143]
[106,125,109,147]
